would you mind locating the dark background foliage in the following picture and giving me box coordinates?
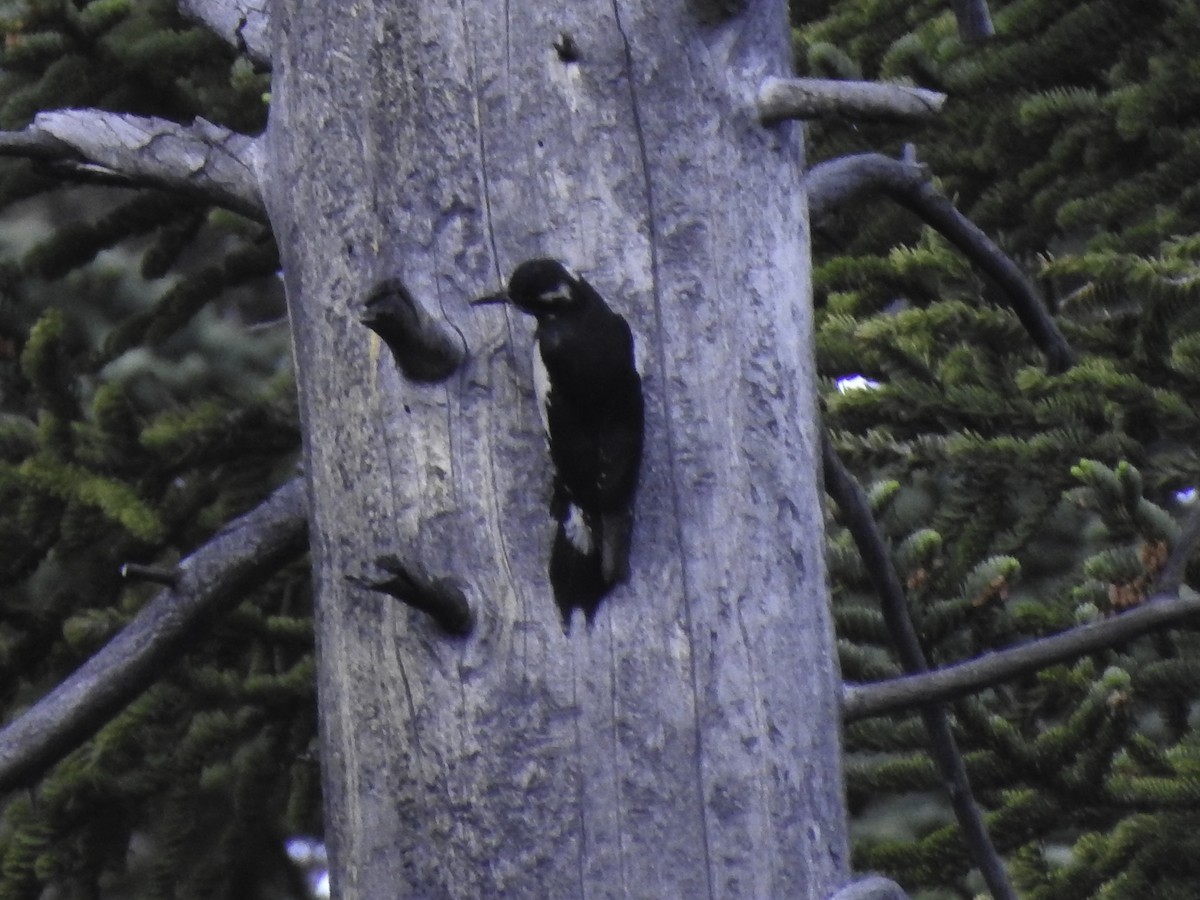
[799,1,1200,896]
[0,2,313,896]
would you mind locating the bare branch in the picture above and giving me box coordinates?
[806,152,1076,374]
[361,278,467,382]
[842,588,1200,721]
[951,0,995,43]
[0,129,78,161]
[179,0,271,68]
[758,76,946,124]
[807,152,930,222]
[823,434,1017,900]
[0,478,308,794]
[347,554,474,636]
[0,111,265,220]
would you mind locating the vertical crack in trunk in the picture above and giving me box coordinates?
[611,3,716,897]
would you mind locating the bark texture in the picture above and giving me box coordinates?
[1,111,264,218]
[263,1,846,896]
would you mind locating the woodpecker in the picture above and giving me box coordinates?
[474,258,644,622]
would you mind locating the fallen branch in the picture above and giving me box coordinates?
[179,0,271,68]
[842,588,1200,721]
[0,478,308,794]
[0,111,265,220]
[758,77,946,124]
[806,151,1076,374]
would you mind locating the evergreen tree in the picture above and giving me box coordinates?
[0,2,315,896]
[798,0,1200,895]
[4,0,1200,895]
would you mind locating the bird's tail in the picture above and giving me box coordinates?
[599,508,633,586]
[547,487,634,626]
[550,515,606,626]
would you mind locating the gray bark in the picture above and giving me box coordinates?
[758,77,946,123]
[263,2,846,897]
[179,0,271,67]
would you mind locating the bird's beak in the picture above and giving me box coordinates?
[470,292,510,307]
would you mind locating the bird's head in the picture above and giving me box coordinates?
[472,258,582,318]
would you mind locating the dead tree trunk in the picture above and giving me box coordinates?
[263,1,848,896]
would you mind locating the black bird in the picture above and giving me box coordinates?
[474,259,644,622]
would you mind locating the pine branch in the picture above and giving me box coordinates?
[179,0,271,68]
[758,77,946,124]
[0,478,308,795]
[0,111,265,220]
[806,151,1076,374]
[843,589,1200,721]
[823,433,1017,900]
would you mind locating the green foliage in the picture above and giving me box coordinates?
[0,1,309,897]
[799,0,1200,895]
[7,0,1200,895]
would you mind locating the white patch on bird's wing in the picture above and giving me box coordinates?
[563,504,594,555]
[532,343,551,437]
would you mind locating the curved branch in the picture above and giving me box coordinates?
[842,588,1200,721]
[823,433,1017,900]
[0,478,309,795]
[758,77,946,124]
[0,111,265,220]
[806,152,1076,374]
[179,0,271,69]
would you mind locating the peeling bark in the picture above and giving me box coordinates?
[0,111,265,219]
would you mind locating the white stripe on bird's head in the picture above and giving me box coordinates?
[537,286,573,304]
